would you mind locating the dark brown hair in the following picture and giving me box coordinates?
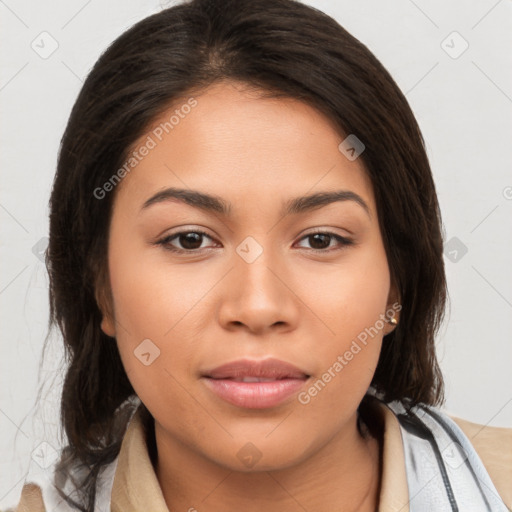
[45,0,446,509]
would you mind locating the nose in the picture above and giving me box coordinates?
[217,245,300,336]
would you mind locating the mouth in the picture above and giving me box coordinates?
[218,376,295,383]
[201,358,310,409]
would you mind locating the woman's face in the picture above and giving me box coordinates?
[101,80,398,471]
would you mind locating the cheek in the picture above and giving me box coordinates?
[314,239,390,337]
[107,231,205,340]
[105,225,190,393]
[308,242,390,394]
[107,256,197,419]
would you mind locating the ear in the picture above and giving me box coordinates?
[95,268,116,338]
[383,279,401,336]
[100,310,116,338]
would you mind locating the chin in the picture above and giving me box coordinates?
[202,435,318,473]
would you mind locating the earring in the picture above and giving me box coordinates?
[387,316,398,326]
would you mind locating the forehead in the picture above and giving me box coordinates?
[114,81,375,216]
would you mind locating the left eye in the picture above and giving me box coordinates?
[295,232,353,251]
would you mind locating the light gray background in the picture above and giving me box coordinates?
[1,0,511,508]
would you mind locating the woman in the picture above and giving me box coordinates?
[14,0,512,510]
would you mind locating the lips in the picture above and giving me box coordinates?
[203,358,309,380]
[201,358,310,409]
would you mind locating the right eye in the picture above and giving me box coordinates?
[156,230,219,253]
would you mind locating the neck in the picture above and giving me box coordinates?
[153,411,382,512]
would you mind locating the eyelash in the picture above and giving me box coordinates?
[155,229,354,254]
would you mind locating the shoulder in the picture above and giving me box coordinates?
[11,401,140,512]
[449,413,512,509]
[375,397,512,510]
[12,482,46,512]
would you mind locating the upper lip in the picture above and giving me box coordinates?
[202,358,310,380]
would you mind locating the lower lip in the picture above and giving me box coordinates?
[202,377,307,409]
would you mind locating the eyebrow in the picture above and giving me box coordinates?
[141,187,371,218]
